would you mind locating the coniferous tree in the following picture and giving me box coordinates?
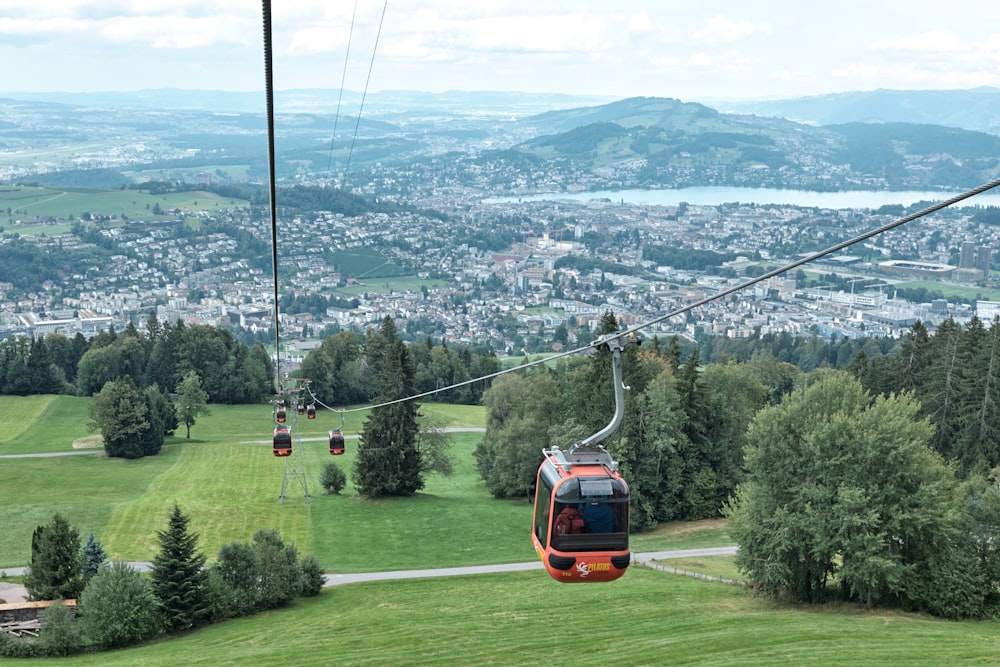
[354,339,423,497]
[26,336,64,394]
[24,513,84,601]
[919,318,966,460]
[81,533,107,581]
[150,505,210,633]
[953,316,1000,474]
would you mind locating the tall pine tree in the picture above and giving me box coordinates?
[150,505,210,632]
[354,339,423,497]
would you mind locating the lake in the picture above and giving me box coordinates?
[485,186,1000,209]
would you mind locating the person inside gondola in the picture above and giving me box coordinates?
[581,496,616,533]
[554,503,584,536]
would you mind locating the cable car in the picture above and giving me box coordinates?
[306,404,316,419]
[276,408,286,423]
[297,403,305,415]
[532,335,633,583]
[272,425,292,457]
[329,430,345,455]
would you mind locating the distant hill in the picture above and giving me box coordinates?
[0,88,614,116]
[715,87,1000,136]
[515,96,1000,190]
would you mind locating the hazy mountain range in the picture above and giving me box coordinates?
[6,87,1000,135]
[4,87,1000,192]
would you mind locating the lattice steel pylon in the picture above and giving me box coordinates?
[277,380,311,504]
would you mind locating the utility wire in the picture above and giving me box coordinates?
[261,0,283,391]
[323,177,1000,416]
[344,0,388,182]
[326,0,359,174]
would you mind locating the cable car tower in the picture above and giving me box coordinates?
[275,377,312,504]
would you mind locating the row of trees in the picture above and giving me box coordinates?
[0,315,274,404]
[475,312,793,529]
[298,317,500,407]
[476,312,1000,618]
[1,314,501,411]
[3,509,323,657]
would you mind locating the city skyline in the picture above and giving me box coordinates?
[3,1,1000,103]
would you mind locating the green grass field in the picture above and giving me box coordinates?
[3,396,999,665]
[12,568,1000,666]
[0,185,248,232]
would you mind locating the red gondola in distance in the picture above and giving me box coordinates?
[328,430,345,455]
[272,425,292,457]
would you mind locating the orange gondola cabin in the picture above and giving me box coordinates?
[272,425,292,457]
[328,430,345,455]
[531,334,634,583]
[306,404,317,419]
[532,445,630,582]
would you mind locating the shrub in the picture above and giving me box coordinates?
[78,562,161,650]
[320,461,347,494]
[39,600,83,657]
[299,555,326,597]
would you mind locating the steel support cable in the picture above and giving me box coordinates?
[262,0,283,390]
[326,0,360,173]
[344,0,388,181]
[323,177,1000,415]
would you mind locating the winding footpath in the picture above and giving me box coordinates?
[0,547,739,603]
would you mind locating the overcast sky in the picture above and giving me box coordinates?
[3,1,1000,103]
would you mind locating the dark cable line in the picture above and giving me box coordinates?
[326,0,360,174]
[261,0,283,390]
[344,0,388,182]
[326,177,1000,415]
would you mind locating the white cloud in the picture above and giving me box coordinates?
[694,15,769,45]
[869,29,966,53]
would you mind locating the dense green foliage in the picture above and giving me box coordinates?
[24,513,85,601]
[300,325,496,407]
[87,376,163,458]
[78,561,161,649]
[861,317,1000,475]
[643,244,736,270]
[728,371,997,619]
[354,322,425,497]
[476,314,778,528]
[319,461,347,494]
[150,505,212,633]
[0,236,116,294]
[212,529,319,617]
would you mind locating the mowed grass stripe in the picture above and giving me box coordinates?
[100,440,313,561]
[0,395,55,446]
[0,453,175,567]
[11,569,1000,666]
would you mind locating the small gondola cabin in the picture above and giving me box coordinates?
[328,430,345,455]
[532,447,630,582]
[306,404,317,419]
[276,408,286,423]
[297,403,305,415]
[273,426,292,457]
